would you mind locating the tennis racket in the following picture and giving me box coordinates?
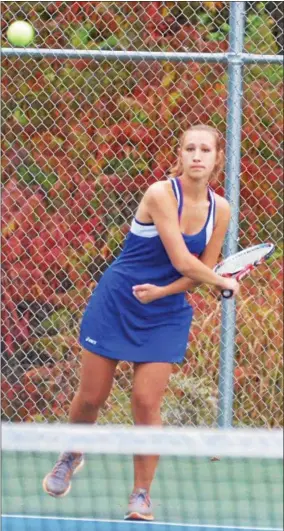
[214,242,275,299]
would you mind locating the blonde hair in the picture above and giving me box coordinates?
[169,124,225,180]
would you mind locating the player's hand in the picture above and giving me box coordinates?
[132,283,164,304]
[219,277,240,298]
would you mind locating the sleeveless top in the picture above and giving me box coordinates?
[111,177,216,292]
[80,178,216,361]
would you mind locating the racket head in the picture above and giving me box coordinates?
[214,242,275,277]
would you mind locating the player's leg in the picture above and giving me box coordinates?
[125,362,172,520]
[43,349,118,498]
[131,361,172,489]
[69,349,118,423]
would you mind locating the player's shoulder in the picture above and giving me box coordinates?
[145,180,173,202]
[212,190,230,213]
[212,190,231,224]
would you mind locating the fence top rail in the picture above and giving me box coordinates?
[1,47,283,64]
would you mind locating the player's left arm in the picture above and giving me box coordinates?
[132,196,231,303]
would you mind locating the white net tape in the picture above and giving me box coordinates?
[2,423,283,458]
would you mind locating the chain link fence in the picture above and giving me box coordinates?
[1,1,283,427]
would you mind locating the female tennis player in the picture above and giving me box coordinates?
[43,124,239,521]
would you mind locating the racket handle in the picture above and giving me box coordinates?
[221,289,234,299]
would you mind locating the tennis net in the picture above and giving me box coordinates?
[2,423,283,531]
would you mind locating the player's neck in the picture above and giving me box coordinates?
[178,175,209,202]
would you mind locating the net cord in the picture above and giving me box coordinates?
[2,423,283,458]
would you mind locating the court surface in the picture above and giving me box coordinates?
[2,516,283,531]
[2,452,283,531]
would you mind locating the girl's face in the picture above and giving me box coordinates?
[179,130,217,182]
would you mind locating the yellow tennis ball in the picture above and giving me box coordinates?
[7,21,35,47]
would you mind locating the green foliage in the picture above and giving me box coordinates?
[245,5,278,55]
[40,309,76,334]
[18,164,58,192]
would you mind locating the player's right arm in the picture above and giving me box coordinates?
[143,182,238,294]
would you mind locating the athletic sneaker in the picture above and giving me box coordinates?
[43,452,84,498]
[124,488,154,521]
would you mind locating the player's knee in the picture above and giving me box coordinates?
[78,390,106,412]
[132,391,161,418]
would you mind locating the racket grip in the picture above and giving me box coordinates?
[221,289,234,299]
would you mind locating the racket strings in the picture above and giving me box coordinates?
[215,244,274,275]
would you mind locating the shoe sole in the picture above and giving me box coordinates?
[124,511,154,521]
[42,458,85,498]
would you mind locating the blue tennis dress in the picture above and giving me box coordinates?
[79,178,216,363]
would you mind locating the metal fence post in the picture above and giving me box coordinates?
[218,1,246,428]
